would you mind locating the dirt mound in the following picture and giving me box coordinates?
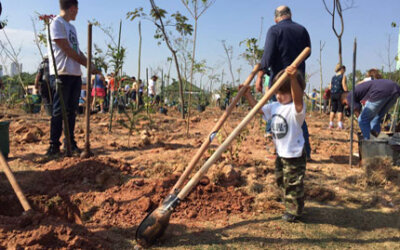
[13,122,45,143]
[0,157,255,248]
[207,164,242,187]
[363,156,394,186]
[1,215,110,249]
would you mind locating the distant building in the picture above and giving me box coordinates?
[10,62,22,77]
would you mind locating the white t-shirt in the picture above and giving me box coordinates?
[148,79,156,96]
[262,101,306,158]
[48,15,81,76]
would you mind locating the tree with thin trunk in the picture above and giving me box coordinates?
[31,17,45,59]
[0,30,28,98]
[180,0,216,135]
[318,40,325,114]
[322,0,355,65]
[127,1,193,119]
[221,40,235,88]
[137,21,142,109]
[91,20,126,131]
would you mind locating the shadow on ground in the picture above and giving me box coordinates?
[155,205,400,248]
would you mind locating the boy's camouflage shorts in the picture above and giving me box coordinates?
[275,152,306,216]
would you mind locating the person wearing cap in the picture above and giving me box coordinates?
[328,64,347,129]
[46,0,98,156]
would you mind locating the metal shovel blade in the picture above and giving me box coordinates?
[135,194,179,248]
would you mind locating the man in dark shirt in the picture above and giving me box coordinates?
[341,79,400,139]
[255,5,312,161]
[256,6,311,91]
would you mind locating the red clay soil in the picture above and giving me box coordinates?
[2,107,398,248]
[0,157,254,248]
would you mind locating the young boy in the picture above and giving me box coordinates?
[242,65,306,222]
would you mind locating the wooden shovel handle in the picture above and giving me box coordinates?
[177,47,311,200]
[0,153,31,212]
[171,64,260,194]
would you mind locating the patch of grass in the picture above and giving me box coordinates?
[46,195,62,209]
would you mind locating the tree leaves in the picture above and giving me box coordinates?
[239,38,264,67]
[126,7,145,21]
[172,12,193,36]
[126,5,193,40]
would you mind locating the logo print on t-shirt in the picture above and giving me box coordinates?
[69,30,78,53]
[271,114,288,139]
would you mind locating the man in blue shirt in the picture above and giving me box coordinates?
[341,79,400,139]
[256,7,310,88]
[255,5,312,161]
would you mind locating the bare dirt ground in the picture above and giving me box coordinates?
[0,105,399,249]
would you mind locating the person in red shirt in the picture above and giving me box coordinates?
[323,87,331,114]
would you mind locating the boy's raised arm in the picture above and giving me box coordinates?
[286,65,304,113]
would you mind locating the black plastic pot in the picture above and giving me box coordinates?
[197,104,206,112]
[22,103,41,114]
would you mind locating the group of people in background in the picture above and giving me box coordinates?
[310,63,397,141]
[84,72,151,114]
[39,61,159,116]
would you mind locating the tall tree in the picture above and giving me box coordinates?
[181,0,216,134]
[127,1,193,119]
[136,21,142,109]
[221,40,235,87]
[322,0,355,65]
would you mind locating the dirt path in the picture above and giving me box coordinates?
[0,107,399,249]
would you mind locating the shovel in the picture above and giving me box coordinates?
[135,47,311,248]
[170,63,260,195]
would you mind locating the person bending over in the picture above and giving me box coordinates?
[341,79,400,139]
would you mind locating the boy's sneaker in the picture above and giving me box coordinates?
[282,212,298,222]
[45,145,60,156]
[328,124,334,129]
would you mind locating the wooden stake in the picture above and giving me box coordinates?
[82,23,94,158]
[350,38,357,166]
